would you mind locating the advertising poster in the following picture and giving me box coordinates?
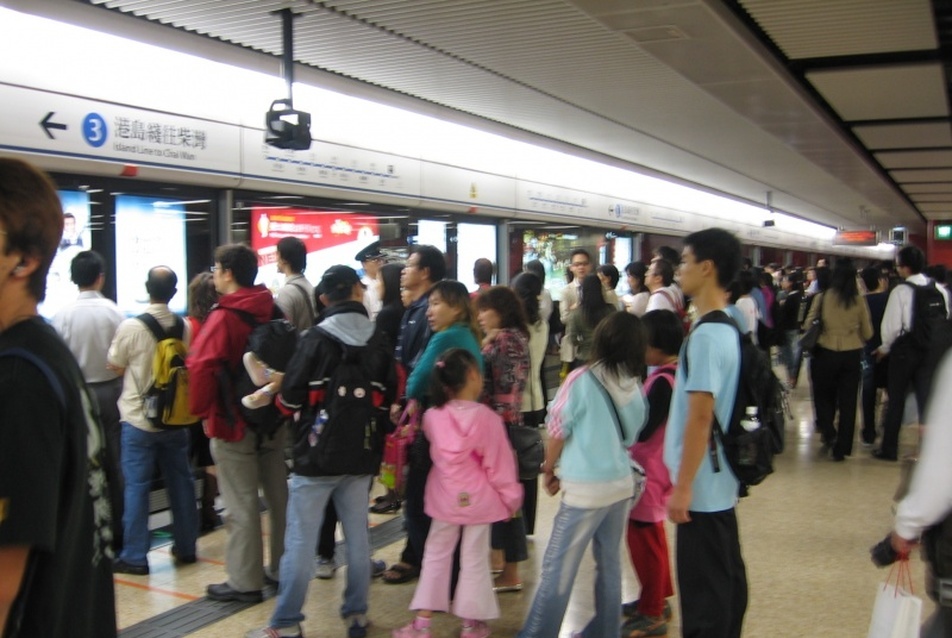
[39,190,92,319]
[251,208,379,291]
[115,195,188,315]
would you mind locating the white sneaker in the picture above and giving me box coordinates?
[314,557,336,579]
[243,351,273,386]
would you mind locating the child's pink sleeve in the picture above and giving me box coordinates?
[481,407,524,514]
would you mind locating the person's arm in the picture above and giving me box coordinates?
[858,296,874,343]
[279,332,321,410]
[801,292,820,331]
[878,286,906,356]
[186,310,232,417]
[541,436,565,496]
[406,331,447,400]
[0,545,30,630]
[667,391,715,524]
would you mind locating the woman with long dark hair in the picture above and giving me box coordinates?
[566,273,615,367]
[625,262,650,317]
[802,258,872,461]
[375,262,405,350]
[475,286,531,592]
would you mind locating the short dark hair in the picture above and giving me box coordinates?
[653,259,674,287]
[683,228,741,289]
[642,309,684,356]
[0,159,64,301]
[187,271,218,322]
[145,266,178,303]
[70,250,105,287]
[897,245,926,274]
[476,286,529,337]
[380,262,404,307]
[654,246,680,266]
[429,348,481,408]
[597,264,620,289]
[860,266,881,294]
[215,243,258,288]
[590,311,646,379]
[524,259,546,284]
[570,248,592,264]
[473,258,494,285]
[277,236,307,273]
[410,244,446,283]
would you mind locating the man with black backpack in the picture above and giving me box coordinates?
[188,244,288,603]
[107,266,198,576]
[873,246,950,462]
[664,228,748,638]
[246,265,396,638]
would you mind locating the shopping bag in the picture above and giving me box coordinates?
[867,559,923,638]
[377,407,417,498]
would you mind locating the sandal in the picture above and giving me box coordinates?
[381,563,420,584]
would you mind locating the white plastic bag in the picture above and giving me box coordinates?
[867,560,923,638]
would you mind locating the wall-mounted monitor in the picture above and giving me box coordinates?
[832,230,878,247]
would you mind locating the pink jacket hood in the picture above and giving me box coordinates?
[422,400,523,525]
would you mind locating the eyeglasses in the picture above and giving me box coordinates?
[209,265,218,272]
[571,261,589,267]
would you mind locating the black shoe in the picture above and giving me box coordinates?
[872,449,897,462]
[113,559,149,576]
[264,573,279,589]
[171,548,197,566]
[206,582,263,603]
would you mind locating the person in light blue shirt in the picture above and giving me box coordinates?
[663,228,747,638]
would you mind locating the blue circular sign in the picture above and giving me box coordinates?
[82,113,108,148]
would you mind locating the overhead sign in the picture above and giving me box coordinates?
[833,230,878,246]
[935,224,952,240]
[0,82,241,174]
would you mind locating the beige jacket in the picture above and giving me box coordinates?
[803,290,873,352]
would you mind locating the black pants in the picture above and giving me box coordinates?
[809,347,862,457]
[399,461,428,568]
[676,509,748,638]
[879,346,930,458]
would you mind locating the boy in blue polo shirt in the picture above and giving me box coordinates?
[663,228,747,638]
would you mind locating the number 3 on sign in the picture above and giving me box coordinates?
[82,113,108,148]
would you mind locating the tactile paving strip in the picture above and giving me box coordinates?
[118,515,406,637]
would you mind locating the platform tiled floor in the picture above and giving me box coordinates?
[115,374,935,637]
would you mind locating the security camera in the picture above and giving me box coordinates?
[265,99,312,150]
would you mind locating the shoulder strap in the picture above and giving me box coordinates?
[287,279,316,326]
[587,369,625,443]
[137,313,184,341]
[0,347,67,410]
[219,305,258,330]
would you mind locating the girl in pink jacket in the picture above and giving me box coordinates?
[393,348,523,638]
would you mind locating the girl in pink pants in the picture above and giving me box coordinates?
[393,348,523,638]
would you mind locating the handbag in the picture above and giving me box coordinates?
[798,292,824,356]
[589,370,647,503]
[867,559,923,638]
[378,407,417,498]
[507,423,545,481]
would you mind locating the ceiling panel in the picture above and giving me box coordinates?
[854,123,952,150]
[876,150,952,169]
[808,64,948,122]
[892,168,952,182]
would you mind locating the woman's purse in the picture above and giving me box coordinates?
[378,407,417,497]
[589,371,647,503]
[507,423,545,481]
[798,292,824,356]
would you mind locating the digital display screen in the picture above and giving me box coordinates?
[251,208,379,291]
[936,225,952,240]
[40,190,93,319]
[115,195,188,315]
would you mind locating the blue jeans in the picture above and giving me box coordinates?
[270,474,373,628]
[119,422,197,565]
[780,329,801,385]
[518,497,630,638]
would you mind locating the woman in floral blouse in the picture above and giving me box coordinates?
[475,286,531,592]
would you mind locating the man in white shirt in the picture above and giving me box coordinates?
[107,267,197,575]
[52,250,124,484]
[559,248,592,372]
[275,236,316,332]
[889,351,952,637]
[645,259,682,314]
[355,241,384,320]
[873,246,950,461]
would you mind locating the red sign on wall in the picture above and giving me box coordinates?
[251,208,379,264]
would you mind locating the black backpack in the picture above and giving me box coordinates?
[684,310,786,497]
[220,306,298,438]
[292,328,384,477]
[895,281,952,393]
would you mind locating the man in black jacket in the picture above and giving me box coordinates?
[246,265,395,638]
